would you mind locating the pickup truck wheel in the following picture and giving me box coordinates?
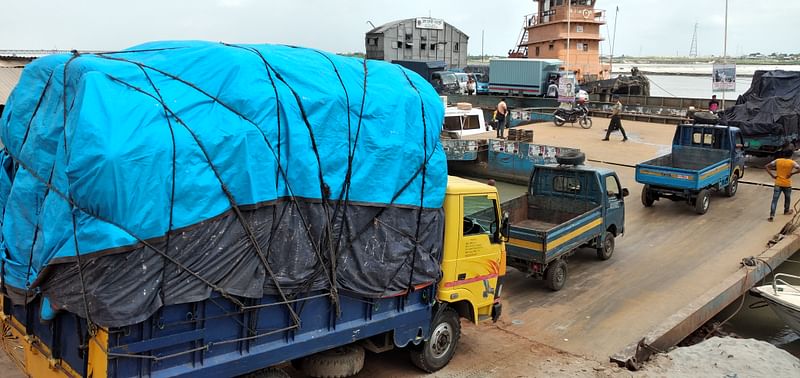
[300,344,365,378]
[596,232,615,260]
[641,185,655,207]
[545,259,568,291]
[410,308,461,373]
[695,189,710,215]
[725,173,739,197]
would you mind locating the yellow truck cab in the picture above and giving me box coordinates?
[438,176,506,324]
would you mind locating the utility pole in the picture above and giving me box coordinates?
[609,6,618,78]
[482,29,485,62]
[722,0,728,109]
[566,0,571,71]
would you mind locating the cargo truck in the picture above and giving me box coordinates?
[505,152,628,291]
[636,123,745,214]
[0,42,506,378]
[488,58,562,97]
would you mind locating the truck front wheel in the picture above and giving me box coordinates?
[545,259,568,291]
[596,232,615,260]
[641,185,655,207]
[695,189,710,214]
[410,308,461,373]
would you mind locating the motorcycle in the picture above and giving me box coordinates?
[553,106,592,129]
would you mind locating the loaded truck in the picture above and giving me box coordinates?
[505,152,628,291]
[0,42,506,377]
[636,123,745,214]
[488,58,562,97]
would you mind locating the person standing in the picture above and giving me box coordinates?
[765,149,800,221]
[708,95,720,112]
[496,98,508,139]
[602,96,628,141]
[467,77,476,96]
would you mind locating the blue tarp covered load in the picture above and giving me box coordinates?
[0,41,446,327]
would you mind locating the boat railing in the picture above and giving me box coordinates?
[772,273,800,295]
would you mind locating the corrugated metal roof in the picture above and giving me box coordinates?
[0,67,23,105]
[367,18,467,37]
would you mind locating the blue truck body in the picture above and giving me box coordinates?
[505,162,627,290]
[636,124,745,214]
[4,288,433,377]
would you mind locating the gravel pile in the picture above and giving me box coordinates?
[644,336,800,377]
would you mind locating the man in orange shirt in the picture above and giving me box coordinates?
[765,149,800,221]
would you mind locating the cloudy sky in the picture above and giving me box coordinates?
[1,0,795,57]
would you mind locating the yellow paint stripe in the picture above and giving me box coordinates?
[507,238,543,251]
[548,217,603,249]
[700,163,730,180]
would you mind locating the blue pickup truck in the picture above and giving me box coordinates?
[506,153,628,291]
[636,124,745,214]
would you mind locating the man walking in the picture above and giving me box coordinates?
[496,98,508,139]
[603,95,628,142]
[765,149,800,221]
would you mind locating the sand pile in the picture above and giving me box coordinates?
[644,336,800,377]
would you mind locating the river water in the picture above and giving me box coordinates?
[475,177,800,357]
[610,62,800,101]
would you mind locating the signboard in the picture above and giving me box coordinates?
[415,17,444,30]
[712,63,736,92]
[557,73,577,103]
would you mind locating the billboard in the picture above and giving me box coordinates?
[712,64,736,92]
[557,73,577,103]
[415,17,444,30]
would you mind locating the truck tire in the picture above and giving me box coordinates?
[545,259,568,291]
[641,185,655,207]
[694,189,710,215]
[555,151,585,166]
[725,173,739,197]
[300,344,365,378]
[596,232,615,260]
[410,308,461,373]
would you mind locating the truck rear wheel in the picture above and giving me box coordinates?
[694,189,710,215]
[410,308,461,373]
[641,185,655,207]
[725,173,739,197]
[545,259,568,291]
[300,344,365,378]
[596,232,615,260]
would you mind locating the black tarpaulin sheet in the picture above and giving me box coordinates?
[721,70,800,137]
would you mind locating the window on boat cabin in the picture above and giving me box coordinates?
[463,195,498,237]
[576,25,584,33]
[553,176,582,193]
[535,46,540,56]
[443,114,481,131]
[549,44,554,50]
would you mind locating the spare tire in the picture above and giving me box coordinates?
[693,111,719,125]
[555,151,586,166]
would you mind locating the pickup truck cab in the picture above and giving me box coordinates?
[636,124,745,214]
[505,153,628,290]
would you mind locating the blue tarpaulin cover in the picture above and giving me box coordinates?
[0,41,446,326]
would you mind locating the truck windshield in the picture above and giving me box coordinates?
[463,195,498,235]
[437,73,457,85]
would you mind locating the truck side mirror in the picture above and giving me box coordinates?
[622,188,630,197]
[499,211,510,241]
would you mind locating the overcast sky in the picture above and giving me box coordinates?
[1,1,795,57]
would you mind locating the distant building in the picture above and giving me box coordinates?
[365,17,469,69]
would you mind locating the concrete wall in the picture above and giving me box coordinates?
[365,19,469,69]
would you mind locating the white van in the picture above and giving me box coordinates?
[454,73,469,95]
